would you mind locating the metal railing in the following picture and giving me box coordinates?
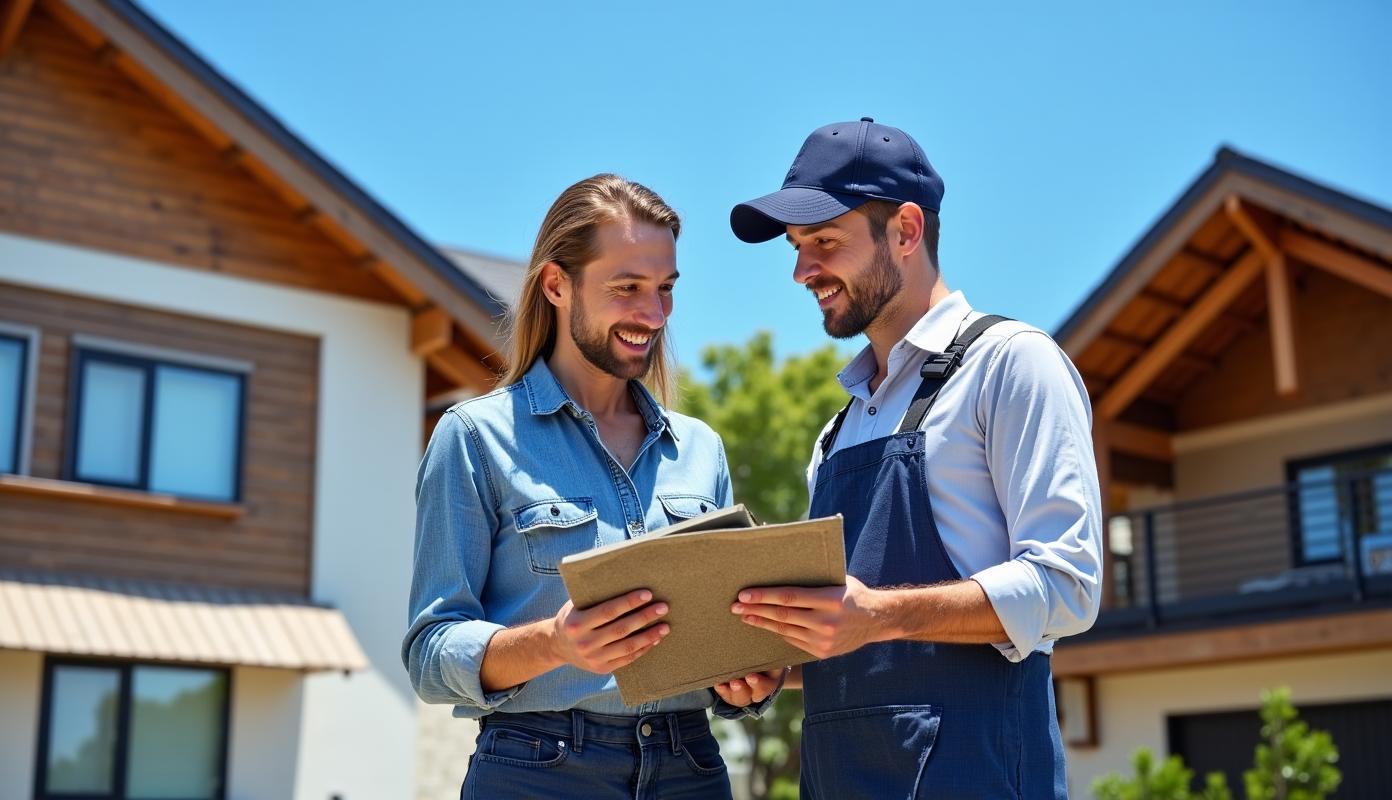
[1098,468,1392,631]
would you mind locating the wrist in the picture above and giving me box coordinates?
[871,587,914,642]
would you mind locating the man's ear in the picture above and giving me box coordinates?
[894,202,926,259]
[540,262,570,308]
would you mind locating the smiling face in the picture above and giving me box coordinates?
[562,218,677,380]
[786,209,903,339]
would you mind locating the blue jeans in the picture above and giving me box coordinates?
[462,709,733,800]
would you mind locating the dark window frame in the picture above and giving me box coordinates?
[1286,441,1392,568]
[64,346,248,503]
[33,656,232,800]
[1,329,30,475]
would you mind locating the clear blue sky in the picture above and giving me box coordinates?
[140,1,1391,369]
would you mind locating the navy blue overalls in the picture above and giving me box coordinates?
[800,316,1067,799]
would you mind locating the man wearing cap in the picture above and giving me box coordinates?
[727,119,1102,797]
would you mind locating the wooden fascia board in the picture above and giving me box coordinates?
[1059,172,1247,357]
[58,0,505,349]
[1053,608,1392,678]
[1281,229,1392,301]
[1095,249,1265,420]
[0,0,37,57]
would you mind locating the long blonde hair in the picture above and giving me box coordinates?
[500,174,682,404]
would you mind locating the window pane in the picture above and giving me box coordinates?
[0,336,23,474]
[1297,465,1342,562]
[126,666,226,800]
[76,359,146,484]
[149,366,241,501]
[45,665,120,794]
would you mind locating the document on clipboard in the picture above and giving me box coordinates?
[558,504,845,706]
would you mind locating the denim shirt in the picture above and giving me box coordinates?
[403,358,767,719]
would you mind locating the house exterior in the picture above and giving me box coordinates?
[0,1,515,797]
[1052,149,1392,797]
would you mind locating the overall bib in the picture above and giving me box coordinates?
[800,316,1067,799]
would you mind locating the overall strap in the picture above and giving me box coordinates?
[818,401,853,459]
[818,314,1012,458]
[896,314,1011,434]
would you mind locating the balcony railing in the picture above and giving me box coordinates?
[1095,467,1392,633]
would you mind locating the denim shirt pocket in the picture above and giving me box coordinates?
[513,498,600,575]
[658,493,716,525]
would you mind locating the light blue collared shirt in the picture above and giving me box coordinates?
[403,358,763,718]
[808,291,1104,661]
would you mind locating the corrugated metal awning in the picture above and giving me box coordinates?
[0,570,368,672]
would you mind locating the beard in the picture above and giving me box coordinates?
[569,291,657,381]
[819,237,903,339]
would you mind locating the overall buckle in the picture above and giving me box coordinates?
[920,349,961,379]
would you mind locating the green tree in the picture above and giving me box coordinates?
[679,331,848,525]
[1243,688,1341,800]
[1091,748,1223,800]
[678,330,849,799]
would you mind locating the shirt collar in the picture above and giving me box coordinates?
[522,358,676,439]
[833,291,975,398]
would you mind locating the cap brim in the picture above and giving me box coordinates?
[729,187,870,243]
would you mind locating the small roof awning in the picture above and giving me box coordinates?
[0,571,369,672]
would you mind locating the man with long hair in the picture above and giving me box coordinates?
[403,174,777,798]
[727,120,1102,797]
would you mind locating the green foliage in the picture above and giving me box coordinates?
[678,331,847,799]
[678,331,848,525]
[1243,688,1341,800]
[1092,688,1340,800]
[1091,748,1208,800]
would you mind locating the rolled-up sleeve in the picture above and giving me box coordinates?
[401,409,521,711]
[971,332,1103,661]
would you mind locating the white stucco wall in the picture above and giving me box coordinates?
[0,232,424,800]
[1173,393,1392,501]
[1065,648,1392,798]
[0,650,42,791]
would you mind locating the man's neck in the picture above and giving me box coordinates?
[546,341,635,418]
[864,276,951,393]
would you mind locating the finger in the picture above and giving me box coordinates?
[578,589,654,629]
[712,681,750,706]
[740,614,819,649]
[732,603,823,631]
[736,586,840,610]
[595,623,670,663]
[591,602,669,645]
[604,639,658,671]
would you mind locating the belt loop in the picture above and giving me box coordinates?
[667,712,681,755]
[571,710,585,753]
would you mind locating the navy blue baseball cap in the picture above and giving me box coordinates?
[730,117,945,243]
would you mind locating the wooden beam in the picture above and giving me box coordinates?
[411,306,452,357]
[1138,289,1187,315]
[0,0,36,58]
[1053,607,1392,678]
[1109,421,1173,462]
[426,346,497,392]
[1227,196,1299,395]
[1092,420,1115,610]
[1281,229,1392,301]
[1096,250,1265,420]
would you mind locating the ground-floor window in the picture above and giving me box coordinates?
[1168,697,1392,799]
[35,658,230,800]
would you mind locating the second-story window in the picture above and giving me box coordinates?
[67,342,247,503]
[0,323,38,476]
[1289,443,1392,568]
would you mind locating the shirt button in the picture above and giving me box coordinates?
[550,506,560,516]
[868,406,877,416]
[640,723,653,737]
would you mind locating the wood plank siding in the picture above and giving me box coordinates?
[0,281,319,596]
[0,7,404,305]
